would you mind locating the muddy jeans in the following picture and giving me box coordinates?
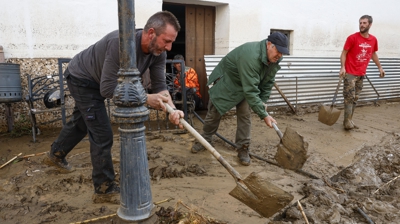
[51,69,115,192]
[202,99,251,147]
[343,73,364,105]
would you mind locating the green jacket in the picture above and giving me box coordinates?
[207,39,282,119]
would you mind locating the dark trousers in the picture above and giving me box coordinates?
[202,99,251,147]
[51,69,115,191]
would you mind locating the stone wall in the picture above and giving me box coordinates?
[0,58,66,133]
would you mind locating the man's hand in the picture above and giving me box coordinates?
[339,67,346,78]
[155,94,184,129]
[379,68,385,78]
[146,93,169,111]
[263,115,277,128]
[168,109,184,129]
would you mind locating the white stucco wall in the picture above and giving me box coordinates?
[272,0,400,57]
[1,0,399,58]
[0,0,162,58]
[213,0,400,57]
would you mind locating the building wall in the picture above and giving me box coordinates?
[0,0,161,59]
[213,0,400,57]
[0,0,399,132]
[0,0,163,132]
[1,0,398,58]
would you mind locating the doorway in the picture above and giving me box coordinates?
[163,3,215,109]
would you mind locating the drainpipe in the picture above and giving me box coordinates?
[114,0,157,223]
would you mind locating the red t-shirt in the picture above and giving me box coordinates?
[343,32,378,76]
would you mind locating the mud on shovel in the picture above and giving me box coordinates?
[165,103,293,218]
[272,123,309,171]
[193,111,314,178]
[318,77,343,126]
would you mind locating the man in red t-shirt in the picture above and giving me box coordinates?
[339,15,385,130]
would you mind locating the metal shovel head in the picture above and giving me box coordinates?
[318,104,341,126]
[229,172,294,218]
[275,127,309,170]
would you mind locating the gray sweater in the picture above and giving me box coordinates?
[67,30,167,98]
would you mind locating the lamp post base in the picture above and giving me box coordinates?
[116,206,158,224]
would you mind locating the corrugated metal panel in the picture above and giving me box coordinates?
[205,56,400,108]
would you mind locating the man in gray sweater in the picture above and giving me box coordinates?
[44,11,183,203]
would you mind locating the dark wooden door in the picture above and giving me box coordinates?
[185,5,215,108]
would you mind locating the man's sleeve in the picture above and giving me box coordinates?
[259,77,275,102]
[186,68,200,89]
[236,55,269,119]
[149,53,168,93]
[100,39,120,99]
[343,35,354,51]
[374,37,378,52]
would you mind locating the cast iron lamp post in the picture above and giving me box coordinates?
[114,0,157,223]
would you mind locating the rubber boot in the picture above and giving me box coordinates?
[343,103,354,130]
[237,145,251,166]
[350,103,359,129]
[93,182,120,204]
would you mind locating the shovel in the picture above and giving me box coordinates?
[165,103,294,218]
[318,77,342,126]
[192,111,316,179]
[272,123,308,170]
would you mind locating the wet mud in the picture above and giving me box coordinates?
[273,133,400,223]
[0,100,400,223]
[274,127,309,170]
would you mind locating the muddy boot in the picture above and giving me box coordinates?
[350,103,359,129]
[343,103,354,130]
[191,140,212,153]
[237,145,251,166]
[43,152,75,173]
[93,182,120,204]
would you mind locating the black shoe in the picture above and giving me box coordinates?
[43,152,75,173]
[95,181,120,194]
[237,145,251,166]
[93,182,120,204]
[191,141,206,153]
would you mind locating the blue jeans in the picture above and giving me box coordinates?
[51,69,115,192]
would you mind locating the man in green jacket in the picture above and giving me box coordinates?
[191,32,289,166]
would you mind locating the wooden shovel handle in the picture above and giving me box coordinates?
[331,76,343,106]
[164,103,243,181]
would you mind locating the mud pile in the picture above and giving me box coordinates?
[273,133,400,223]
[146,133,208,181]
[0,132,211,224]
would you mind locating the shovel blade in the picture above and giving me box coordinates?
[318,105,341,126]
[229,172,294,218]
[275,127,309,170]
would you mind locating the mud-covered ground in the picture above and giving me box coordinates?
[1,100,400,224]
